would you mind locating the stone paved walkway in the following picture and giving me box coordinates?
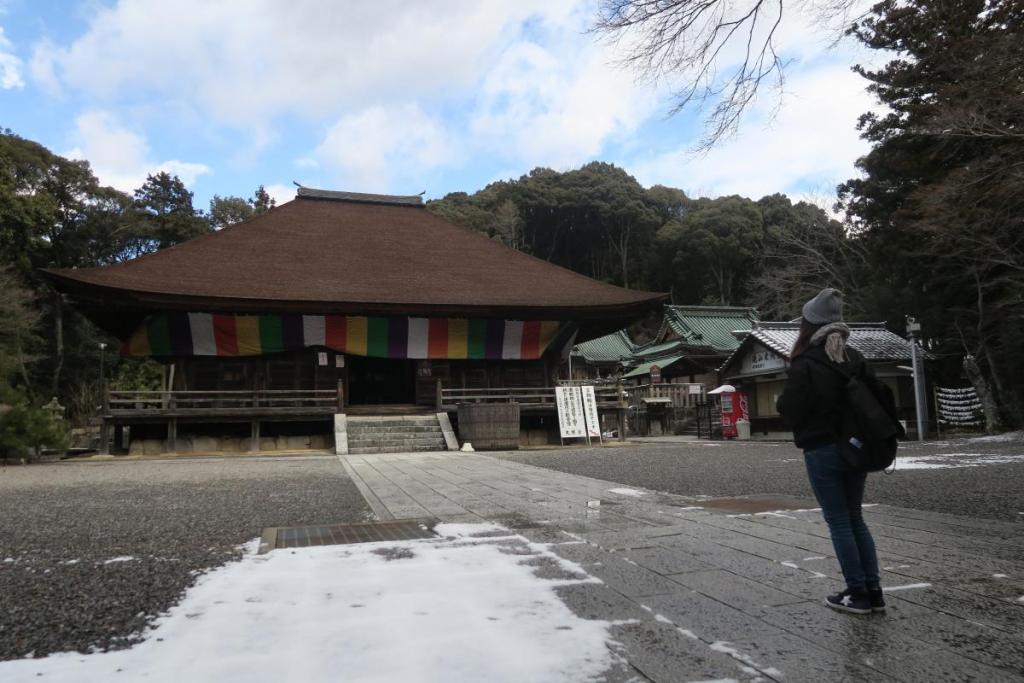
[339,450,1024,683]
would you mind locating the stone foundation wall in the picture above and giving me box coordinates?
[127,433,332,455]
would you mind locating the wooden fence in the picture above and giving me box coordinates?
[105,388,342,417]
[437,383,623,411]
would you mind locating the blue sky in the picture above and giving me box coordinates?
[0,0,877,211]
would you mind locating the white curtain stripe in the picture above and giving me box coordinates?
[502,321,524,360]
[303,315,326,347]
[407,318,429,359]
[188,313,217,355]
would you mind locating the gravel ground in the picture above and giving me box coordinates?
[502,434,1024,522]
[0,455,371,661]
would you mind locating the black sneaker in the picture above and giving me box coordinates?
[826,589,872,614]
[867,586,886,612]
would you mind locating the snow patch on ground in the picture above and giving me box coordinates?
[968,431,1023,443]
[102,556,136,564]
[0,524,616,683]
[884,583,932,592]
[607,487,645,497]
[896,452,1024,470]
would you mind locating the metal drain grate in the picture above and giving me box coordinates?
[259,518,437,553]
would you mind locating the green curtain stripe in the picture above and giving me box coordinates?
[147,315,171,356]
[259,315,284,353]
[367,317,389,358]
[468,319,488,359]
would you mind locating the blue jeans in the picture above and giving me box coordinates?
[804,444,880,593]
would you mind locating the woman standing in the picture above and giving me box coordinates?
[777,288,884,615]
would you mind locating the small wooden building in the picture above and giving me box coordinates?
[621,305,758,385]
[569,331,637,381]
[46,188,666,452]
[719,322,918,437]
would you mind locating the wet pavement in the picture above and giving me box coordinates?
[502,434,1024,521]
[340,449,1024,682]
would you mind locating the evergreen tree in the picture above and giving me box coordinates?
[133,172,211,249]
[839,0,1024,425]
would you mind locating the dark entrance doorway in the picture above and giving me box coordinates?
[347,357,416,405]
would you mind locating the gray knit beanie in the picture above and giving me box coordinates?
[802,288,844,324]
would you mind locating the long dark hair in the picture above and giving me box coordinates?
[791,318,823,358]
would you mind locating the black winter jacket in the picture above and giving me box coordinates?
[776,343,874,449]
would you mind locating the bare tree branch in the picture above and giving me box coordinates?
[592,0,860,150]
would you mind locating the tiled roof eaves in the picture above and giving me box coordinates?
[721,323,916,373]
[572,330,637,363]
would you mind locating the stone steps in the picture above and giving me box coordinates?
[345,415,448,455]
[348,435,445,448]
[348,425,442,434]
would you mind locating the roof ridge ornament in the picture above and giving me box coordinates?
[295,187,424,206]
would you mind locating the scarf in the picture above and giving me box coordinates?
[809,322,850,363]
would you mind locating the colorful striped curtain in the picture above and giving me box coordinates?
[124,313,563,360]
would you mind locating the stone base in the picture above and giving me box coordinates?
[126,433,332,455]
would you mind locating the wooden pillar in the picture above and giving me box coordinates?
[113,424,125,453]
[167,418,177,453]
[250,419,260,453]
[616,378,627,442]
[99,419,110,455]
[435,378,443,410]
[337,379,345,412]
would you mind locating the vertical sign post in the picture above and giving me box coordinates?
[650,364,662,384]
[581,385,602,444]
[556,386,588,445]
[906,317,927,441]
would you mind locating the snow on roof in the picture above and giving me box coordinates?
[720,321,916,374]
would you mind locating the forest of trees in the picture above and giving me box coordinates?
[426,164,853,318]
[0,130,275,455]
[1,0,1021,455]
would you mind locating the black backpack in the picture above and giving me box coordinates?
[806,356,906,472]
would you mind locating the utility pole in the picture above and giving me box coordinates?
[906,317,927,441]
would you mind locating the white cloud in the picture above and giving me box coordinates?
[0,25,23,89]
[627,60,876,200]
[308,7,662,192]
[469,36,660,169]
[315,104,453,193]
[264,183,297,207]
[34,0,663,190]
[31,0,565,126]
[66,110,210,191]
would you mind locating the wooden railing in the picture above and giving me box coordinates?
[628,383,706,408]
[105,388,342,417]
[438,384,623,411]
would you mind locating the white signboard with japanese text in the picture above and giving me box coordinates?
[556,386,587,439]
[740,345,786,375]
[580,386,602,439]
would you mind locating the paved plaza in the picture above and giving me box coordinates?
[340,449,1024,682]
[3,445,1022,681]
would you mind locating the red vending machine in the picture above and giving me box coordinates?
[710,385,749,438]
